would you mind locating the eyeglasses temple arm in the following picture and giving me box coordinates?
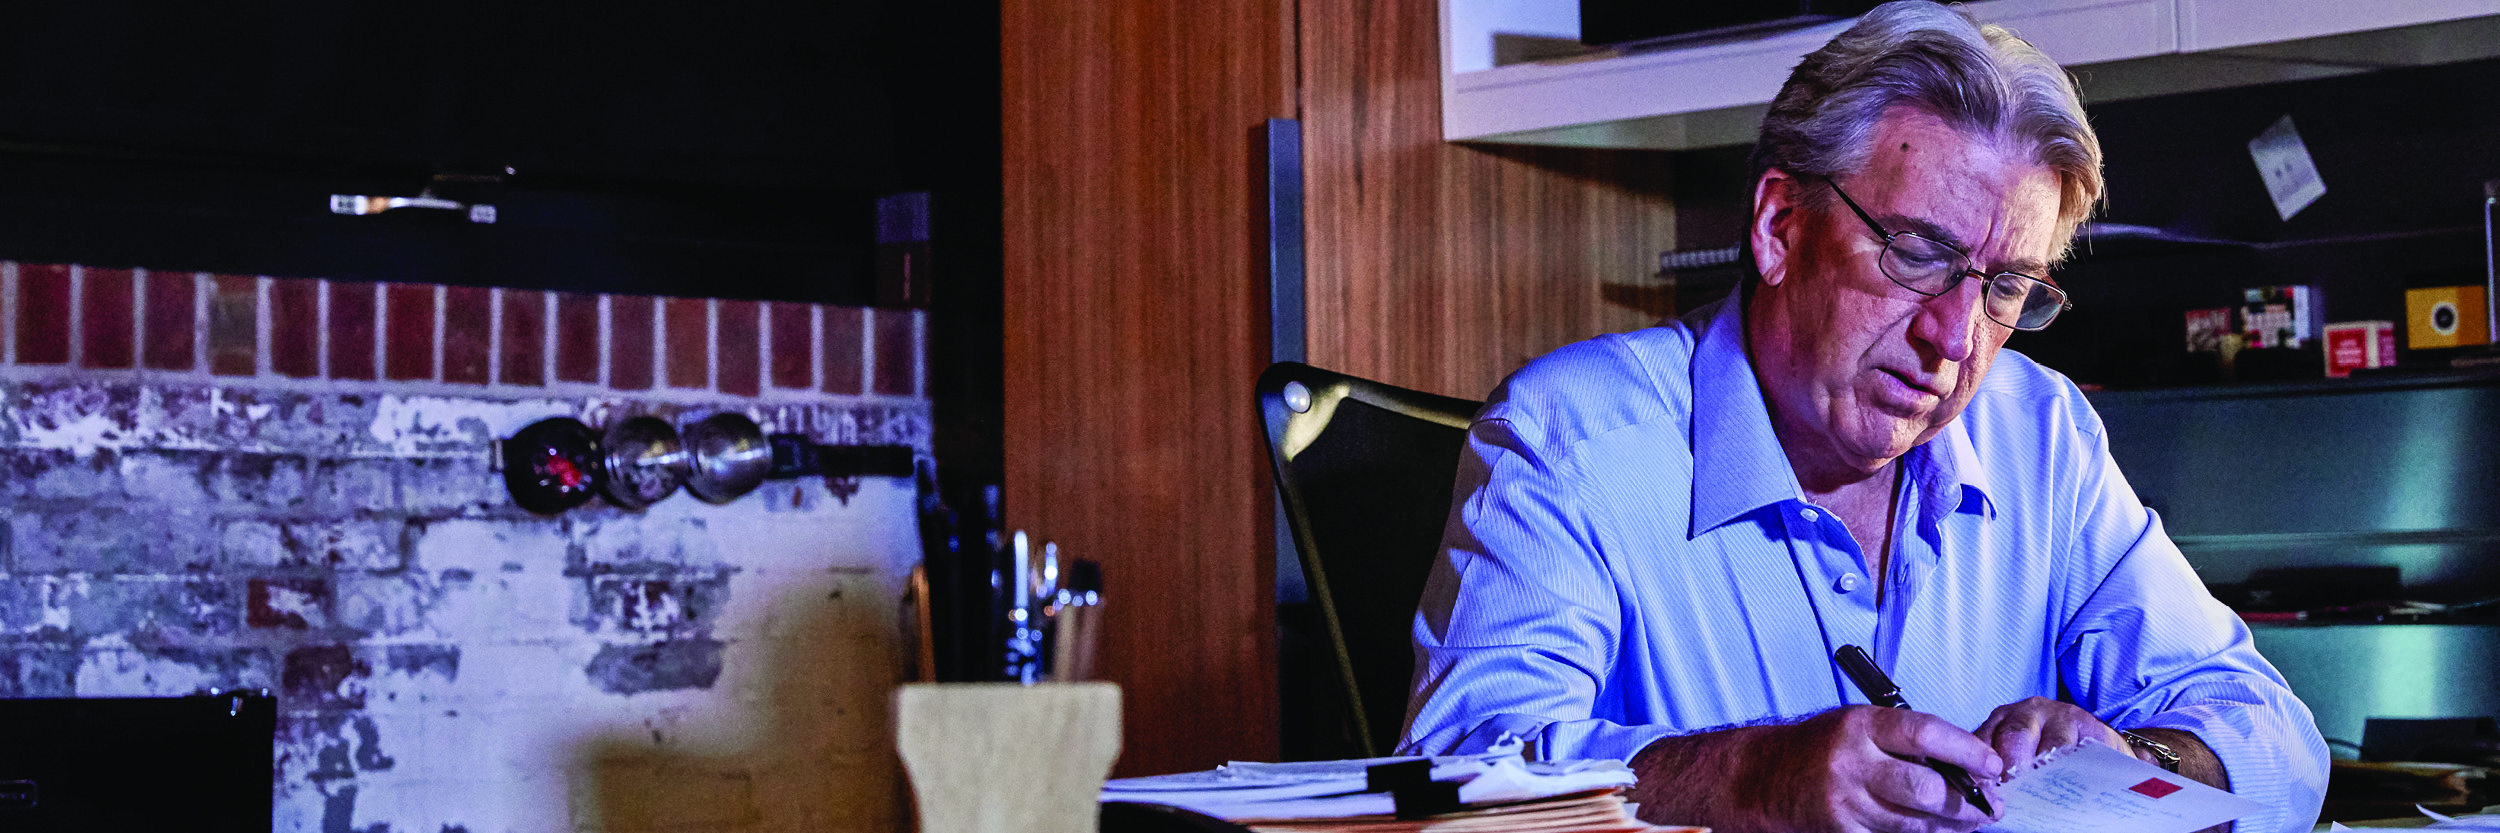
[1821,175,1893,241]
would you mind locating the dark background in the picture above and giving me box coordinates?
[0,0,1007,481]
[1671,56,2500,390]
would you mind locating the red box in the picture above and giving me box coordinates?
[2323,320,2397,378]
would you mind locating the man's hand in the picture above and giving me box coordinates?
[1628,705,2005,833]
[1974,696,2131,777]
[1973,699,2235,833]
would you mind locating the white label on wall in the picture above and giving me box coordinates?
[2249,115,2326,221]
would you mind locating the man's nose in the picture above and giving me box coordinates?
[1911,274,1985,364]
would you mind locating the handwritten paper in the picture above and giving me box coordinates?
[1983,740,2264,833]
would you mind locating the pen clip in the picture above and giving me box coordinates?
[1834,645,1905,708]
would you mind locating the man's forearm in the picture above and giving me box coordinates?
[1624,725,1782,831]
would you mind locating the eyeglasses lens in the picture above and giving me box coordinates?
[1879,233,2064,331]
[2013,281,2065,330]
[1878,234,1963,293]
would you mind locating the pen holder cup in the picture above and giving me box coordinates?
[895,682,1123,833]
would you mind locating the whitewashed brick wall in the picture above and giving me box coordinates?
[0,261,927,833]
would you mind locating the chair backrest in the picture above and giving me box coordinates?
[1256,361,1481,758]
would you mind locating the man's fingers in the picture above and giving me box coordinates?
[1989,723,2041,778]
[1869,707,2004,780]
[1984,701,2051,777]
[2037,716,2083,754]
[1862,757,1994,827]
[1978,696,2142,781]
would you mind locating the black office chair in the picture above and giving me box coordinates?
[1257,361,1482,759]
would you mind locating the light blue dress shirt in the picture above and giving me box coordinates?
[1403,293,2328,833]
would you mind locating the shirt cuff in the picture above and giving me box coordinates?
[2134,692,2328,833]
[1408,712,1681,764]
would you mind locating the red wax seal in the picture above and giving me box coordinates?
[2129,778,2183,799]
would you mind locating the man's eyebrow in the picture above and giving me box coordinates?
[1886,214,1971,253]
[1994,257,2052,278]
[1885,213,2052,277]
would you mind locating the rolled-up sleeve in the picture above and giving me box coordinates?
[2060,426,2329,833]
[1400,414,1675,762]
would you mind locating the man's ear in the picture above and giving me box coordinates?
[1750,168,1801,286]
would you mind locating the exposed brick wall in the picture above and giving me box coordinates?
[2,262,926,399]
[0,262,928,833]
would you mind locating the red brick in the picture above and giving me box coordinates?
[79,267,135,369]
[769,303,812,390]
[208,274,258,376]
[442,285,491,385]
[822,306,863,394]
[500,290,546,386]
[664,297,709,390]
[16,264,71,364]
[717,300,760,397]
[608,295,655,391]
[143,270,197,371]
[873,308,913,396]
[267,278,320,378]
[247,578,327,630]
[384,284,435,381]
[328,283,378,381]
[554,292,600,384]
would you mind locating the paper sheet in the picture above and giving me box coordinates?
[2325,804,2500,830]
[1100,751,1636,822]
[1982,740,2264,833]
[2249,114,2326,221]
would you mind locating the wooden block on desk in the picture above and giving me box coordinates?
[896,682,1122,833]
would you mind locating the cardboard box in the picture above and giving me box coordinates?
[2241,285,2321,348]
[2404,285,2491,349]
[2323,320,2397,378]
[2185,307,2232,353]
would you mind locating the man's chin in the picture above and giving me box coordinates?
[1839,417,1933,468]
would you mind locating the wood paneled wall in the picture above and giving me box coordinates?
[1001,0,1682,777]
[1001,0,1291,776]
[1300,3,1681,401]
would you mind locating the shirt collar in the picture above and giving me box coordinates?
[1687,292,1803,538]
[1908,410,1997,527]
[1683,290,1996,538]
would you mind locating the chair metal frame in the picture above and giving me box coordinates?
[1256,361,1481,757]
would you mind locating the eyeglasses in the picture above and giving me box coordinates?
[1822,177,2071,331]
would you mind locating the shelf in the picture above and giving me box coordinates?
[1444,0,2500,150]
[2081,362,2500,402]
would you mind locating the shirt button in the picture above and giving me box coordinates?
[1800,507,1820,523]
[1836,572,1863,593]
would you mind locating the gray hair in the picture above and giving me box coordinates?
[1751,0,2103,259]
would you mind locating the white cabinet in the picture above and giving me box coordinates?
[1969,0,2176,66]
[1444,0,2500,150]
[2180,0,2497,50]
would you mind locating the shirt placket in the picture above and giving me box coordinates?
[1879,448,1961,669]
[1782,500,1882,686]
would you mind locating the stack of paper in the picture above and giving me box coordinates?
[1100,751,1701,832]
[1983,740,2263,833]
[2329,805,2500,830]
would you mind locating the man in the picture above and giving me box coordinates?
[1399,3,2328,832]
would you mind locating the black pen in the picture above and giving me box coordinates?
[1833,644,1995,817]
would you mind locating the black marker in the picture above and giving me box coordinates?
[1834,644,1995,817]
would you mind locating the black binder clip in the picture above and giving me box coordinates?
[1364,759,1461,820]
[1391,780,1462,820]
[1365,759,1432,793]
